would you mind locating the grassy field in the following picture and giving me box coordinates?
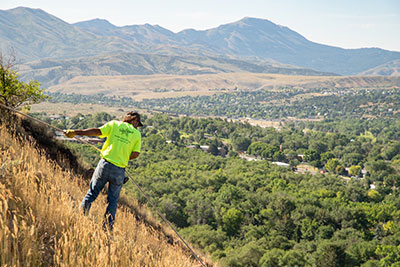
[30,102,130,117]
[46,73,400,101]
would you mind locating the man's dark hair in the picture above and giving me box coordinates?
[123,111,143,126]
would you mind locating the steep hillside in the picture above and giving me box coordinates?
[1,7,400,75]
[0,109,204,266]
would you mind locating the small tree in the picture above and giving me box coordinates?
[0,51,47,108]
[368,189,382,202]
[207,142,220,156]
[325,158,340,173]
[320,151,335,164]
[222,208,244,236]
[273,150,286,162]
[165,128,180,143]
[349,165,362,177]
[232,136,251,152]
[335,164,345,175]
[304,149,320,162]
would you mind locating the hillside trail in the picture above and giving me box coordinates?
[0,103,210,266]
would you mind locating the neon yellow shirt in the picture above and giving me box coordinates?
[99,120,141,168]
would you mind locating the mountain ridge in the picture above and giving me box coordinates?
[1,7,400,76]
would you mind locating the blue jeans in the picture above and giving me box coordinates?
[81,158,125,231]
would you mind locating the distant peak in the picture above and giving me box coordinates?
[74,18,116,29]
[76,18,113,24]
[9,6,47,14]
[237,17,277,25]
[92,18,110,22]
[240,16,268,21]
[6,7,66,23]
[9,6,37,11]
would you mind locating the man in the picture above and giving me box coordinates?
[64,111,143,231]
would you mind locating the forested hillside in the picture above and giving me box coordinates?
[32,110,400,266]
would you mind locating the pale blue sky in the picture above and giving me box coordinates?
[1,0,400,51]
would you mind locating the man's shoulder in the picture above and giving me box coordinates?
[129,124,141,136]
[103,120,119,126]
[108,120,126,128]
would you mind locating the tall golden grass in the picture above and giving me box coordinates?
[0,121,201,266]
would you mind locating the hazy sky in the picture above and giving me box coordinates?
[1,0,400,51]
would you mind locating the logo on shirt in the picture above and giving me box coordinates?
[119,128,135,137]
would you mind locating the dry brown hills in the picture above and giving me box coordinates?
[47,73,400,101]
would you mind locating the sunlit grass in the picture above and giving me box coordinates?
[0,122,200,266]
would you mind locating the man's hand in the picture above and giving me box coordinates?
[64,130,76,138]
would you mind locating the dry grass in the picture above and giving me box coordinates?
[29,102,131,118]
[295,164,319,175]
[0,122,202,266]
[46,73,400,101]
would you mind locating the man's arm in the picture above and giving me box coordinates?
[130,152,140,160]
[64,128,102,138]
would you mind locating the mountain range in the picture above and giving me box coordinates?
[1,7,400,83]
[18,52,337,87]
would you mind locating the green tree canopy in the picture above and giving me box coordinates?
[232,136,251,152]
[325,158,340,173]
[0,52,47,108]
[222,208,244,236]
[349,165,362,177]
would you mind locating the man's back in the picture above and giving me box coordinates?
[99,120,141,168]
